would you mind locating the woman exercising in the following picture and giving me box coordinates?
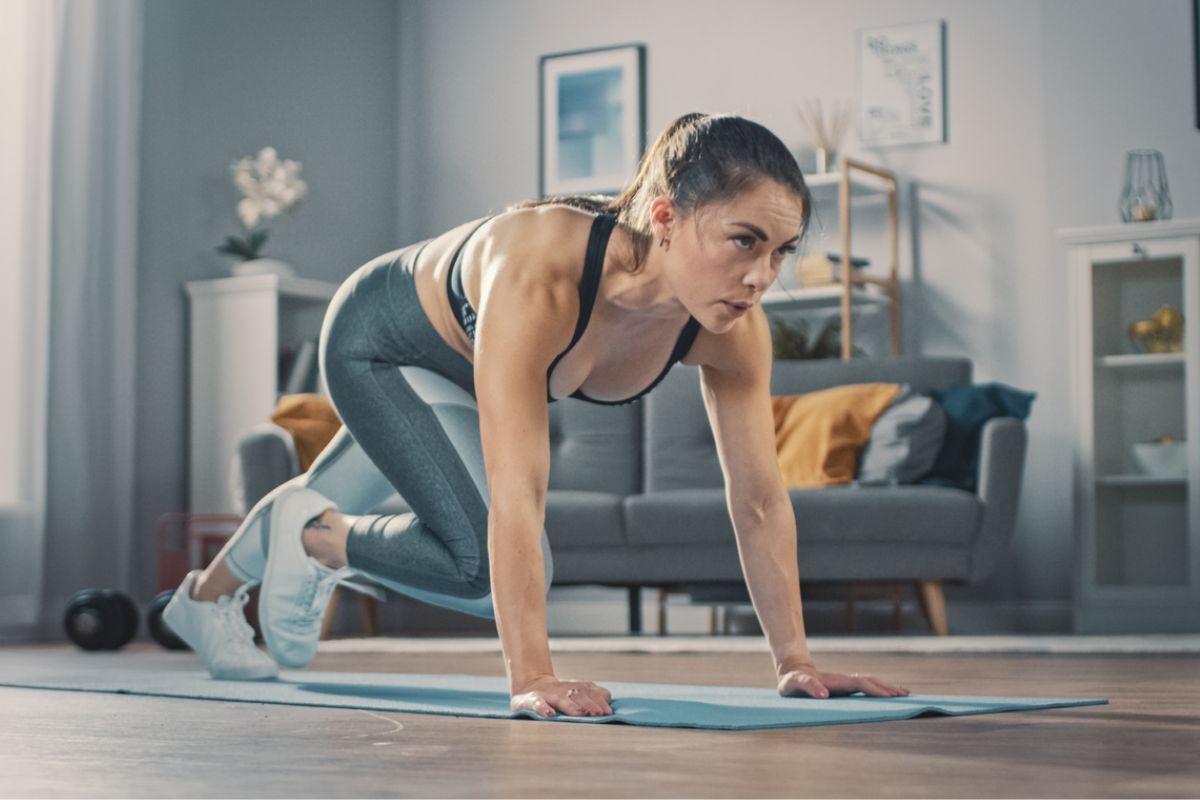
[163,112,910,717]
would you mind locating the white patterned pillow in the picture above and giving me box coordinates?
[855,384,947,485]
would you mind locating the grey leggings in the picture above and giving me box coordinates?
[223,241,553,618]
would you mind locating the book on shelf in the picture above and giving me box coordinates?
[281,339,318,395]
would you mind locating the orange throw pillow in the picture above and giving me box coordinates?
[771,383,901,488]
[271,393,343,472]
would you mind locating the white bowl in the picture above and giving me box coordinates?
[1131,440,1188,477]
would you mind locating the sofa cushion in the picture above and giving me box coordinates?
[624,489,732,545]
[548,398,642,495]
[770,356,972,396]
[643,358,972,494]
[772,382,901,487]
[623,485,980,547]
[856,385,948,485]
[920,382,1036,492]
[544,490,626,547]
[643,370,725,492]
[271,393,341,471]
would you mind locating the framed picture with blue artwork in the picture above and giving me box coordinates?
[539,43,646,197]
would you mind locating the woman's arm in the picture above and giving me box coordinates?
[697,308,911,699]
[474,267,573,693]
[696,306,815,676]
[470,211,613,717]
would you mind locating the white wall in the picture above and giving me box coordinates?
[397,0,1199,618]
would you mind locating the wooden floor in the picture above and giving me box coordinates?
[1,642,1197,798]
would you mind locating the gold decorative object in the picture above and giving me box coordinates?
[1128,304,1184,353]
[795,252,870,288]
[796,254,837,287]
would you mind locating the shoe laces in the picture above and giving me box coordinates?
[295,565,385,625]
[215,584,258,645]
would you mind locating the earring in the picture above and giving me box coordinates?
[659,237,669,250]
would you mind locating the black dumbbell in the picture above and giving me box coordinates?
[146,590,189,651]
[63,589,139,651]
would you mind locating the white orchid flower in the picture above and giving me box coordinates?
[254,147,279,175]
[224,145,306,260]
[237,197,262,228]
[234,171,257,196]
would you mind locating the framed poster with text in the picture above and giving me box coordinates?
[857,21,947,147]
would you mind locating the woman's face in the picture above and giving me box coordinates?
[656,180,805,333]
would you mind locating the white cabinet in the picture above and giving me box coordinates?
[1059,219,1200,633]
[185,275,336,513]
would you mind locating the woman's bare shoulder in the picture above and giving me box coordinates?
[472,207,598,374]
[485,205,596,279]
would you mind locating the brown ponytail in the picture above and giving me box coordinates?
[509,112,811,272]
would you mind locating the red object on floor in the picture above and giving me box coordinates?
[155,512,244,592]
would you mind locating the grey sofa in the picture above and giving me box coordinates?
[234,356,1029,636]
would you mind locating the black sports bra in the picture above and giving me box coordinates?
[444,211,701,406]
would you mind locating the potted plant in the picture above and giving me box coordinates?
[216,147,307,278]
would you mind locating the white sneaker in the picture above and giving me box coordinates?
[258,486,385,668]
[161,571,279,681]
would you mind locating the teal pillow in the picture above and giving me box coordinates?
[918,383,1035,492]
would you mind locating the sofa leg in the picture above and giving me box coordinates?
[628,586,642,634]
[915,579,948,636]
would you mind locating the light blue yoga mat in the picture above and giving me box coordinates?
[0,664,1107,730]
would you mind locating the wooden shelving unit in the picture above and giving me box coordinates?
[765,158,901,359]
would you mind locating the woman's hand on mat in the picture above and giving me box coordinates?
[777,665,911,699]
[511,675,614,718]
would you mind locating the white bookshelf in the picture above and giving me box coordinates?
[1059,219,1200,633]
[184,274,336,513]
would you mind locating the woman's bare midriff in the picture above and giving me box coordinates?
[410,209,705,403]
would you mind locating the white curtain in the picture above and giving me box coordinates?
[0,0,53,628]
[0,0,143,634]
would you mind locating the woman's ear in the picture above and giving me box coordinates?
[647,196,679,241]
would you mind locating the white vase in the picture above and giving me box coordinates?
[232,258,296,279]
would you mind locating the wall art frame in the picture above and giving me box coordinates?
[857,20,948,147]
[538,43,646,197]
